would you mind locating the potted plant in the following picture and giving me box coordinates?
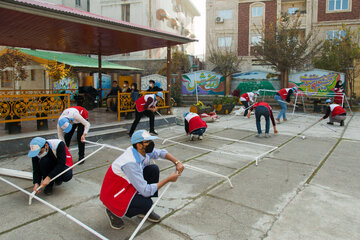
[213,96,236,114]
[190,101,214,114]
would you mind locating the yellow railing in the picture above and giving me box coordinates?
[0,93,70,123]
[117,91,170,122]
[0,89,78,95]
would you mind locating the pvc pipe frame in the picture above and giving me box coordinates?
[156,111,170,124]
[0,176,109,240]
[320,123,337,132]
[28,146,105,205]
[128,183,172,240]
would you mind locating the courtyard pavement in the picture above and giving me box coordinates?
[0,108,359,240]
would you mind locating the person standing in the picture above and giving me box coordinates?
[28,137,73,195]
[100,130,183,229]
[106,81,121,112]
[319,99,346,126]
[239,91,259,117]
[247,102,278,138]
[128,92,164,137]
[274,87,297,123]
[130,82,139,102]
[333,80,344,105]
[57,106,90,163]
[147,80,163,92]
[183,112,207,140]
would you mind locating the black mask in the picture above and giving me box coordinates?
[145,141,155,153]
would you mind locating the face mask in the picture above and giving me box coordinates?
[149,84,154,87]
[123,84,127,88]
[131,86,135,89]
[38,149,48,158]
[145,141,155,153]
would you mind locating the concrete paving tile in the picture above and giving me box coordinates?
[270,136,337,166]
[0,177,100,233]
[209,158,314,215]
[343,126,360,140]
[136,224,189,240]
[265,185,360,240]
[162,195,268,240]
[194,151,252,170]
[242,133,293,147]
[208,128,255,139]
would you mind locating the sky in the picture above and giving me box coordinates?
[192,0,206,59]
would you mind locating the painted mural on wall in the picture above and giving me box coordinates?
[141,74,167,91]
[182,71,224,95]
[289,69,345,96]
[93,73,111,98]
[232,71,280,96]
[53,77,78,100]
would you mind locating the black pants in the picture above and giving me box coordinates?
[129,110,155,136]
[255,106,270,134]
[39,155,73,188]
[125,165,159,218]
[241,101,249,116]
[64,123,85,159]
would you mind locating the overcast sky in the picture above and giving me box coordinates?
[192,0,206,59]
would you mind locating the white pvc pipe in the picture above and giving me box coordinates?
[320,123,337,132]
[162,134,184,144]
[206,134,274,148]
[156,111,170,124]
[292,93,298,116]
[129,183,172,240]
[0,177,109,240]
[29,146,105,205]
[254,147,278,166]
[158,137,255,158]
[85,140,126,152]
[183,164,233,188]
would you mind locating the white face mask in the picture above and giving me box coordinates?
[150,84,154,87]
[38,149,48,159]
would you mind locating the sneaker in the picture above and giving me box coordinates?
[284,118,288,121]
[198,135,203,140]
[149,130,158,135]
[327,122,334,125]
[264,133,270,138]
[138,211,161,223]
[43,185,53,195]
[189,134,194,141]
[78,156,85,165]
[340,120,344,126]
[106,109,109,112]
[55,180,63,186]
[106,208,124,230]
[255,134,262,138]
[276,119,280,124]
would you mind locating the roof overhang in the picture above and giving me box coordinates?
[0,0,196,56]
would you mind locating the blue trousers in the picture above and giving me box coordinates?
[255,106,270,134]
[191,128,206,136]
[274,94,287,120]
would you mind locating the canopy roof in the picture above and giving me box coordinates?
[16,48,142,71]
[0,0,196,56]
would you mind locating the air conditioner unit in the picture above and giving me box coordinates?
[215,17,224,23]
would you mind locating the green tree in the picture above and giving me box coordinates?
[0,48,30,89]
[313,26,360,104]
[253,14,322,88]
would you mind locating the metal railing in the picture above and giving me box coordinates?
[0,93,70,123]
[117,91,170,122]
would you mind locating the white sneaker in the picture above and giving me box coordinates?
[190,134,194,141]
[198,135,203,140]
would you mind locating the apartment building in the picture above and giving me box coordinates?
[206,0,360,71]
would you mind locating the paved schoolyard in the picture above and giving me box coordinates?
[0,110,359,240]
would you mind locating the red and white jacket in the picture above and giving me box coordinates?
[333,88,344,105]
[57,106,90,141]
[135,94,157,112]
[185,112,207,134]
[47,139,73,167]
[100,147,145,217]
[329,104,346,117]
[240,92,255,103]
[277,88,292,101]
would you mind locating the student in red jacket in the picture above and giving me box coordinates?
[319,99,346,126]
[183,112,207,140]
[57,106,90,164]
[239,91,259,117]
[247,102,278,138]
[274,87,297,123]
[128,92,164,137]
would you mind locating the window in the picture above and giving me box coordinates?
[31,69,35,81]
[252,7,263,17]
[75,0,81,7]
[0,71,12,88]
[251,36,262,45]
[218,37,232,47]
[288,8,299,15]
[327,30,346,40]
[328,0,349,11]
[218,10,232,20]
[122,4,130,22]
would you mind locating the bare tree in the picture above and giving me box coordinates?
[253,14,322,88]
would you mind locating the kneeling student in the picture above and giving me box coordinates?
[247,102,278,138]
[28,137,73,195]
[184,112,207,140]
